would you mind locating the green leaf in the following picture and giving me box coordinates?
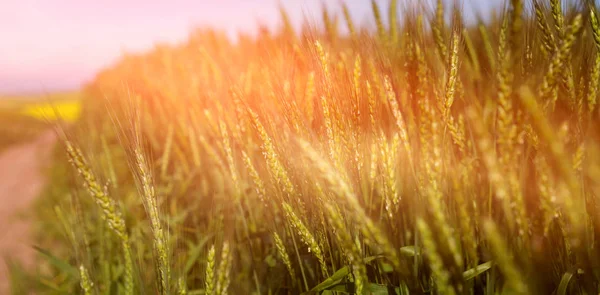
[379,261,394,273]
[399,245,416,257]
[379,246,415,273]
[365,283,392,295]
[557,269,577,295]
[321,282,405,294]
[33,245,78,279]
[396,282,410,295]
[463,261,493,281]
[265,254,277,268]
[304,255,384,294]
[184,234,213,274]
[308,265,350,293]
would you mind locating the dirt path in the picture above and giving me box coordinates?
[0,130,56,293]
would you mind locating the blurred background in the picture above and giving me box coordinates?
[0,0,501,96]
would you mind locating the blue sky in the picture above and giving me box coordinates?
[0,0,501,95]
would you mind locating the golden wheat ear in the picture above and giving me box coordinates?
[588,8,600,113]
[64,140,134,294]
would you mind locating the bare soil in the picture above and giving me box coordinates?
[0,130,56,293]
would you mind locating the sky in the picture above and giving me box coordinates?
[0,0,501,95]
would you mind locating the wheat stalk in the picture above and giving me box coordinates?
[65,141,134,294]
[79,264,94,295]
[134,148,170,294]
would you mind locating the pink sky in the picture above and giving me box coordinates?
[0,0,499,94]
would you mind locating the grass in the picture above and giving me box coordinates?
[0,92,81,151]
[20,0,600,294]
[0,109,48,151]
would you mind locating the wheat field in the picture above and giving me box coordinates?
[16,0,600,294]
